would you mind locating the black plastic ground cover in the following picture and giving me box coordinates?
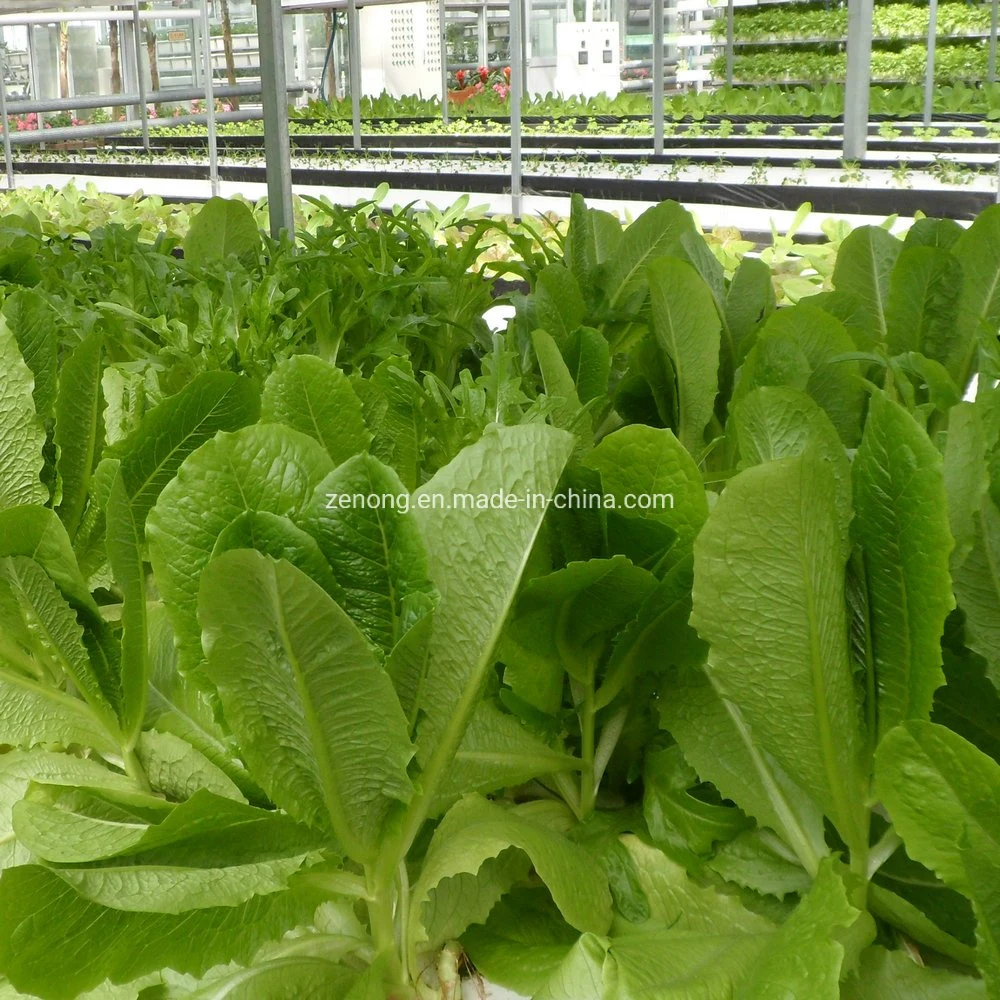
[14,159,993,218]
[107,132,1000,156]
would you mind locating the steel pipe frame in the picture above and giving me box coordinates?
[990,0,998,82]
[4,81,309,115]
[843,0,874,161]
[131,0,150,153]
[653,0,664,156]
[347,0,362,151]
[0,42,14,189]
[440,0,449,126]
[510,0,523,219]
[197,0,219,196]
[0,9,202,26]
[923,0,937,125]
[3,108,256,145]
[258,0,295,237]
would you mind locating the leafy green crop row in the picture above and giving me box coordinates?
[0,190,997,1000]
[715,0,995,42]
[722,40,992,83]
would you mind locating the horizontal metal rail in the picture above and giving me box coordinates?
[3,81,312,116]
[3,109,258,145]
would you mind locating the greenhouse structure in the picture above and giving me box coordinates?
[0,1,998,999]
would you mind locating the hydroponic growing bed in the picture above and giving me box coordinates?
[0,189,997,1000]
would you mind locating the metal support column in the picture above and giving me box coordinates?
[347,0,362,151]
[440,0,449,125]
[510,0,524,219]
[653,0,664,155]
[990,0,998,82]
[130,0,150,153]
[725,0,734,85]
[843,0,873,161]
[478,5,488,69]
[198,0,219,195]
[258,0,294,238]
[923,0,937,125]
[0,42,14,191]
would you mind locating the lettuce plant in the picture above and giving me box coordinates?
[0,195,998,1000]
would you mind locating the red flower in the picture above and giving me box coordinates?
[503,66,511,82]
[478,66,489,84]
[456,69,466,86]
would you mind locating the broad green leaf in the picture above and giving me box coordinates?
[420,846,531,948]
[852,393,954,740]
[565,194,622,291]
[732,386,849,519]
[749,303,865,446]
[833,225,902,343]
[0,750,142,869]
[0,670,116,753]
[145,606,264,805]
[885,246,963,359]
[623,836,773,935]
[606,925,766,999]
[211,509,343,603]
[260,356,371,465]
[384,595,435,733]
[532,329,588,434]
[299,454,433,652]
[735,860,866,1000]
[603,201,696,312]
[951,204,1000,390]
[0,557,119,738]
[410,424,573,764]
[507,555,657,690]
[953,498,1000,687]
[112,371,260,530]
[530,264,586,344]
[0,316,47,512]
[691,448,868,855]
[842,946,986,1000]
[147,423,334,673]
[707,829,813,900]
[2,289,58,420]
[462,889,582,998]
[875,721,1000,893]
[648,257,721,455]
[200,550,414,860]
[411,794,612,954]
[643,745,751,857]
[562,327,611,405]
[904,217,965,250]
[533,933,607,1000]
[183,198,261,266]
[963,845,1000,1000]
[14,786,311,867]
[585,425,708,556]
[105,471,146,745]
[135,730,243,803]
[943,402,992,571]
[866,882,977,966]
[726,256,776,363]
[658,662,827,873]
[56,854,314,914]
[0,865,317,1000]
[596,554,704,709]
[181,958,358,1000]
[359,357,421,491]
[53,330,103,538]
[433,700,579,806]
